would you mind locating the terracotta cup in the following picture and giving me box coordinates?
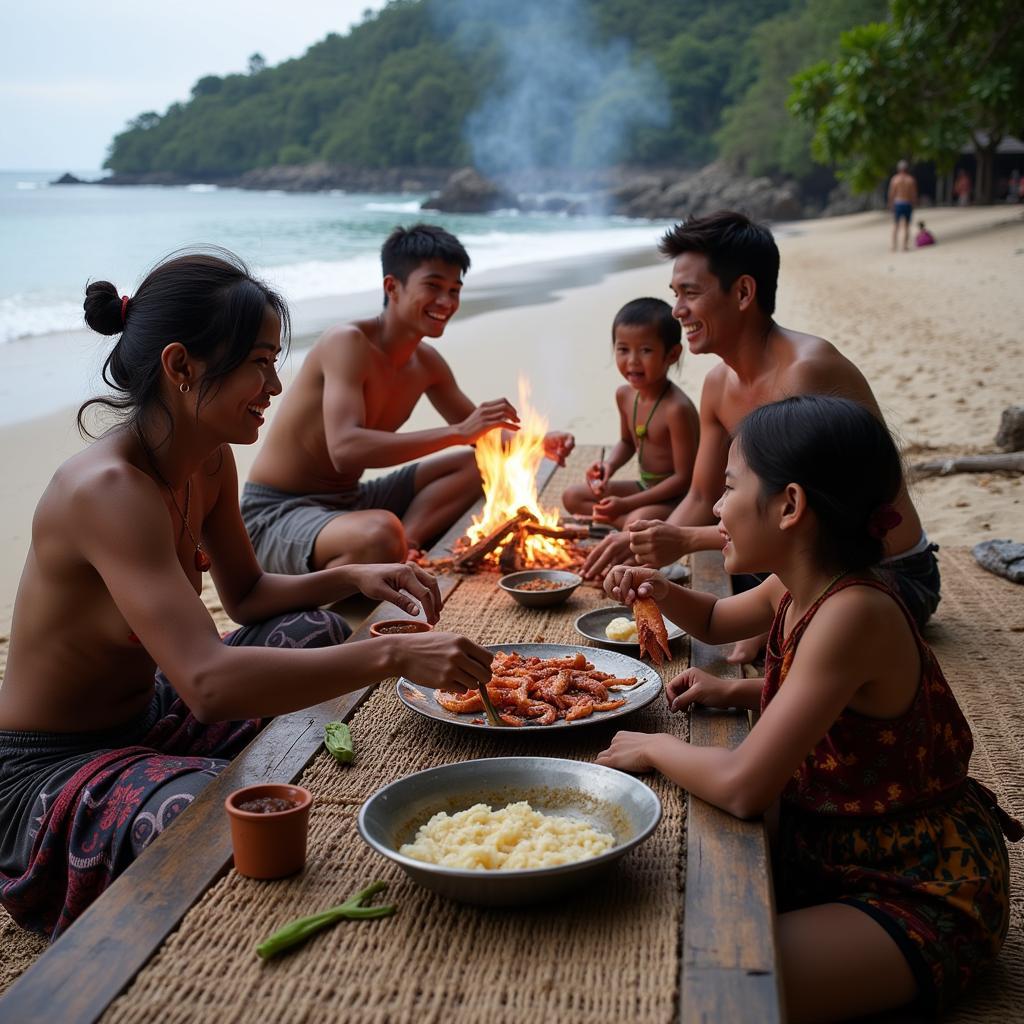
[225,783,313,880]
[368,619,434,638]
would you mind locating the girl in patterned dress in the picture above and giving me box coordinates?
[598,395,1019,1022]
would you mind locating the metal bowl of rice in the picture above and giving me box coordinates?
[357,756,661,906]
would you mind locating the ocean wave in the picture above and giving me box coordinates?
[0,296,83,344]
[1,224,670,343]
[185,183,219,193]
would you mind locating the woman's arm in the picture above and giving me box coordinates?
[77,463,490,723]
[599,590,882,818]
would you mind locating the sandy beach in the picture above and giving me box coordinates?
[1,205,1021,631]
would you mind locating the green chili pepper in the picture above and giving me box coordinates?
[256,881,395,959]
[324,721,355,763]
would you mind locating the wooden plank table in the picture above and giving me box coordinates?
[0,454,782,1022]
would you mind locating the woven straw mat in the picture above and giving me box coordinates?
[101,577,690,1021]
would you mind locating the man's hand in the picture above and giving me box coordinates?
[665,667,735,713]
[345,562,442,623]
[543,431,575,467]
[457,398,520,444]
[603,564,670,605]
[581,531,634,579]
[628,519,688,567]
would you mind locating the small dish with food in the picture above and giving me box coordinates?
[369,619,434,637]
[574,605,685,652]
[498,570,582,608]
[225,783,313,879]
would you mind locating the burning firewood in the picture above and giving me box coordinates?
[453,507,537,570]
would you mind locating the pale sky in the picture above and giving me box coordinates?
[0,0,389,171]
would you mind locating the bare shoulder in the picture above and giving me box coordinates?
[802,581,906,654]
[42,443,160,530]
[665,380,698,415]
[417,341,458,386]
[780,327,872,400]
[614,383,633,408]
[312,321,375,372]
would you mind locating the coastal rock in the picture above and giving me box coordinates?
[421,168,520,213]
[995,405,1024,451]
[51,172,86,185]
[605,163,805,222]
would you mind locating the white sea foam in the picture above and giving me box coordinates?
[0,296,84,344]
[185,183,219,193]
[363,200,421,213]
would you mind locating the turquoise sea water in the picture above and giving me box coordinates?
[1,170,667,346]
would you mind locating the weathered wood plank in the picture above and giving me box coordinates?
[680,549,783,1024]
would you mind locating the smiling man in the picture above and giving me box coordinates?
[243,223,573,572]
[582,211,939,647]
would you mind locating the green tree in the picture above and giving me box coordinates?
[788,0,1024,200]
[716,0,886,181]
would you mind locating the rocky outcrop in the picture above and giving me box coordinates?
[51,172,86,185]
[421,168,520,213]
[233,162,450,193]
[604,162,805,222]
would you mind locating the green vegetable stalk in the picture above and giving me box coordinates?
[324,721,355,763]
[256,881,395,959]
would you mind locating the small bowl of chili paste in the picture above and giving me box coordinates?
[498,570,583,609]
[369,619,434,638]
[225,783,313,879]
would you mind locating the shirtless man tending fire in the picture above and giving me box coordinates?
[243,223,573,572]
[583,211,940,658]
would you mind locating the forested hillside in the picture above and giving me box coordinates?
[105,0,884,182]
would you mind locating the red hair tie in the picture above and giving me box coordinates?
[120,295,131,326]
[867,503,902,539]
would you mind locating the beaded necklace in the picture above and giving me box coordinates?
[632,380,671,471]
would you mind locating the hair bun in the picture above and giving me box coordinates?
[83,280,125,336]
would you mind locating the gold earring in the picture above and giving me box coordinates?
[179,382,190,394]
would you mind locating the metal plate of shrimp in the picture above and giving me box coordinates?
[396,642,664,733]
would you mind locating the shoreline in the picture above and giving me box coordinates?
[1,206,1021,630]
[0,243,667,431]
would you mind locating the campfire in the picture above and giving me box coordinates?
[452,379,588,573]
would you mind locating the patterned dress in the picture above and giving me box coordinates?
[763,576,1020,1013]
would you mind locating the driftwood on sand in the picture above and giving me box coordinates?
[909,452,1024,479]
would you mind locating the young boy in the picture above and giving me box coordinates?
[562,298,699,528]
[243,223,573,572]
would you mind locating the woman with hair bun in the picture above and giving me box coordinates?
[598,395,1019,1022]
[0,249,493,939]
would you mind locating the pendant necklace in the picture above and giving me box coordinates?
[166,478,212,572]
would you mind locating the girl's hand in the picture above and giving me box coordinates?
[666,667,734,713]
[593,495,626,521]
[345,562,442,623]
[603,565,670,605]
[586,461,608,496]
[595,730,661,773]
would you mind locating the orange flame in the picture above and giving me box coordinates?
[465,376,570,566]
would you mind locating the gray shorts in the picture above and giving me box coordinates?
[241,464,419,574]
